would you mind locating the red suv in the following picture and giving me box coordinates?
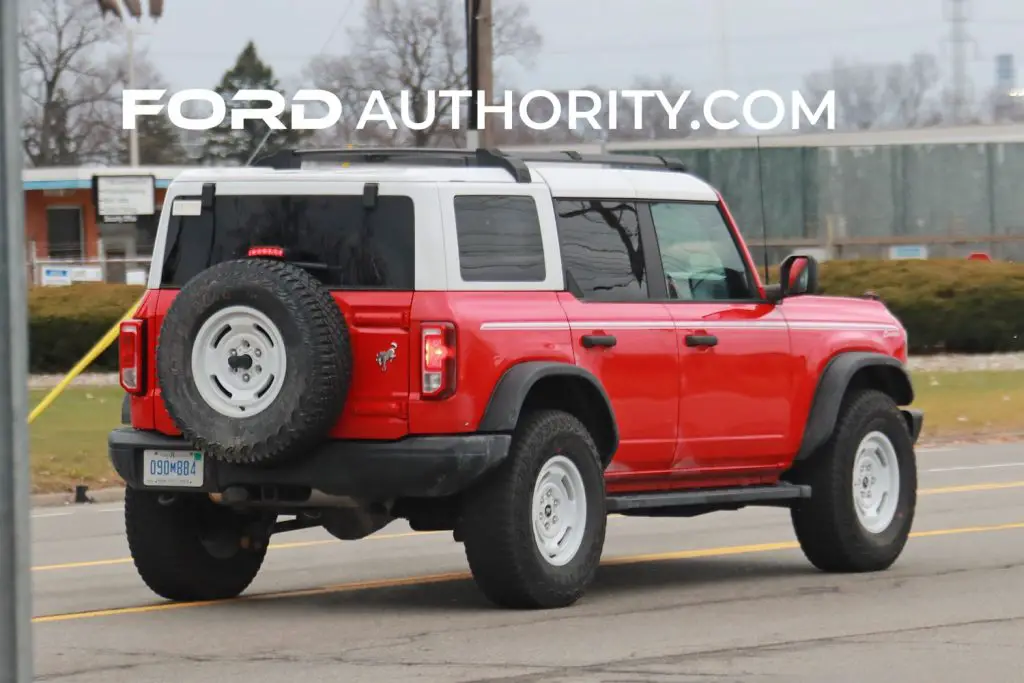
[110,148,922,610]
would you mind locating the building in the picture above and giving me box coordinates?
[23,166,189,285]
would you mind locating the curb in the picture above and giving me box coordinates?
[31,486,125,509]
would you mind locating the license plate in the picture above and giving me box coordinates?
[142,450,204,488]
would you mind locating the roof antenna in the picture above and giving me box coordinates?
[753,134,770,285]
[246,127,275,166]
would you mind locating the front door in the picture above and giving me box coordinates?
[643,199,796,478]
[552,198,679,484]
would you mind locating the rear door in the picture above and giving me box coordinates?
[553,198,680,482]
[157,182,424,440]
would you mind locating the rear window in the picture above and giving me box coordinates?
[159,194,415,289]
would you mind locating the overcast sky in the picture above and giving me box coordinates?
[131,0,1024,99]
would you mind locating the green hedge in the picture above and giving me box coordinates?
[29,284,144,373]
[773,259,1024,354]
[24,259,1024,373]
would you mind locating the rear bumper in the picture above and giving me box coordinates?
[902,409,924,445]
[108,427,510,500]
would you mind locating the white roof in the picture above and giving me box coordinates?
[168,160,720,202]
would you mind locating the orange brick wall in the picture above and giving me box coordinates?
[24,187,168,258]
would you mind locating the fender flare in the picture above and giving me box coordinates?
[794,351,914,461]
[477,361,619,463]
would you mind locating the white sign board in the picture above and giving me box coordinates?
[70,266,103,282]
[888,245,928,260]
[95,175,155,222]
[40,267,72,286]
[125,269,148,286]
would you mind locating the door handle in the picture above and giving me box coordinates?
[685,334,718,348]
[581,334,617,349]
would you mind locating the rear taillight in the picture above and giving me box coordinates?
[119,320,144,394]
[421,322,456,399]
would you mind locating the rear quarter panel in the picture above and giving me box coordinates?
[408,292,573,435]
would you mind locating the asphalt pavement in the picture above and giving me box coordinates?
[29,441,1024,682]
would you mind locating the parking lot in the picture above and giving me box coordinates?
[30,440,1024,683]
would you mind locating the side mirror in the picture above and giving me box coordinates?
[775,254,819,300]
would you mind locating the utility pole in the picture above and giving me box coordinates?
[944,0,974,124]
[716,0,731,87]
[127,25,139,166]
[1,1,33,683]
[97,0,165,165]
[464,0,493,149]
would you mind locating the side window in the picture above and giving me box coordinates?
[554,199,648,301]
[648,202,757,301]
[453,195,546,282]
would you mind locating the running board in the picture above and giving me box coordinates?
[606,483,811,513]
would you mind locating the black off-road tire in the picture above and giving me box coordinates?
[156,258,351,466]
[460,410,607,609]
[124,487,269,602]
[787,389,917,573]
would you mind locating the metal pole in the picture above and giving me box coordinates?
[0,0,33,682]
[127,24,139,166]
[465,0,479,149]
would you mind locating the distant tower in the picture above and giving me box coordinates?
[996,54,1016,93]
[944,0,975,124]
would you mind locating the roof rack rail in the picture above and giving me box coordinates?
[251,147,533,182]
[509,150,687,173]
[250,147,688,182]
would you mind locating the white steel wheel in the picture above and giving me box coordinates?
[531,454,588,567]
[852,430,901,534]
[190,305,287,418]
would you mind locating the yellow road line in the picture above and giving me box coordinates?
[31,519,1024,624]
[31,480,1024,574]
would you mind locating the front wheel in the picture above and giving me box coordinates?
[788,389,918,573]
[460,410,608,609]
[125,488,271,602]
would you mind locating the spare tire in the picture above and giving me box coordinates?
[156,258,351,466]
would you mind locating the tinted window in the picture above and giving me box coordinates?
[649,201,755,301]
[160,194,415,289]
[453,195,545,282]
[554,200,648,301]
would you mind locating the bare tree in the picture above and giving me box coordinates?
[106,45,191,164]
[20,0,127,166]
[802,53,944,131]
[303,0,542,147]
[604,75,707,142]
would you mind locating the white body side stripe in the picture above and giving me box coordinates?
[479,321,901,332]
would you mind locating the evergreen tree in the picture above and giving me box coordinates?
[200,41,311,165]
[117,105,191,165]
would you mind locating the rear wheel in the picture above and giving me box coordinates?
[125,488,271,602]
[460,410,607,609]
[788,389,917,573]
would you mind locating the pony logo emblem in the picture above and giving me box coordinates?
[376,342,398,372]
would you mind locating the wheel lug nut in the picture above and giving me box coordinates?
[243,374,250,382]
[254,349,262,357]
[255,365,262,373]
[229,349,237,356]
